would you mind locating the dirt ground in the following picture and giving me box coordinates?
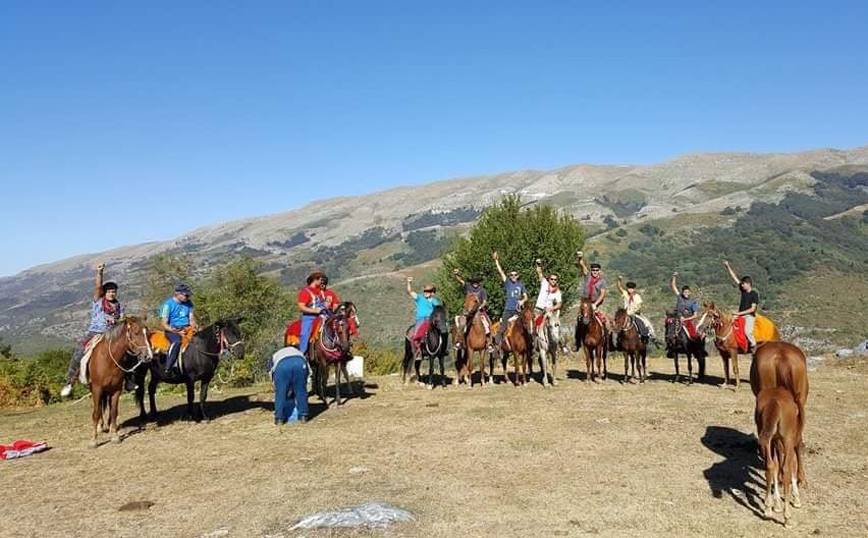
[2,352,867,538]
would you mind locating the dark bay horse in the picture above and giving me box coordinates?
[497,304,535,386]
[87,317,153,446]
[613,308,647,383]
[455,294,490,388]
[751,341,809,506]
[402,304,449,389]
[664,312,706,384]
[136,318,244,422]
[309,304,354,407]
[575,298,608,382]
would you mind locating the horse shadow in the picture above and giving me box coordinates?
[701,425,766,518]
[121,394,273,428]
[649,371,726,386]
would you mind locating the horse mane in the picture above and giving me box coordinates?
[104,316,141,343]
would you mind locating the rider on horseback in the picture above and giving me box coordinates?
[670,271,701,338]
[453,269,491,338]
[61,262,125,398]
[406,277,441,358]
[161,283,198,373]
[576,251,609,326]
[723,260,759,350]
[534,259,562,317]
[616,276,657,345]
[492,251,528,347]
[321,276,341,311]
[297,271,328,355]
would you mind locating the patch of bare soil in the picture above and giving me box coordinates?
[1,354,867,538]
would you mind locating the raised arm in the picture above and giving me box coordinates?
[452,268,466,287]
[723,260,740,286]
[616,275,625,295]
[534,259,544,283]
[492,252,506,282]
[576,251,588,277]
[670,272,680,295]
[93,263,105,302]
[406,277,417,300]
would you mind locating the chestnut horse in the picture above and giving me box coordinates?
[454,294,490,387]
[613,308,647,383]
[497,304,535,386]
[575,298,608,382]
[703,302,780,389]
[86,317,152,447]
[751,341,809,507]
[310,304,354,407]
[755,387,801,526]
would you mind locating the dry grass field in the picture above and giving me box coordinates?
[2,353,867,538]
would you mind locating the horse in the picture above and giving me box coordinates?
[308,304,354,407]
[663,311,706,384]
[454,294,490,387]
[86,317,153,447]
[136,318,244,423]
[755,387,802,526]
[751,341,809,505]
[497,304,535,386]
[703,301,776,390]
[534,307,561,387]
[575,298,608,383]
[402,304,449,389]
[613,307,647,384]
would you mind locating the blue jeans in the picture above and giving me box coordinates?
[273,356,309,421]
[165,330,183,370]
[299,314,318,354]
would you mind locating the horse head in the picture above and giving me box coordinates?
[341,301,361,330]
[578,298,593,325]
[215,317,245,359]
[613,307,629,333]
[324,310,351,356]
[702,302,723,331]
[462,293,480,318]
[112,316,153,361]
[520,303,535,335]
[431,304,449,334]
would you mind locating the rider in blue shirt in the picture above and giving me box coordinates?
[160,283,197,373]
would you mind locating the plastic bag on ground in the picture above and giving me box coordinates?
[291,502,414,530]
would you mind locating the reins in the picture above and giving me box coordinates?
[106,325,152,374]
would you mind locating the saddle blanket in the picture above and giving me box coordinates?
[79,334,105,385]
[754,314,778,343]
[285,318,322,347]
[149,328,195,354]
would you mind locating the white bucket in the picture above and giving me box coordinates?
[346,356,364,378]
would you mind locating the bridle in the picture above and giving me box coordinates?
[423,312,446,356]
[318,312,349,356]
[107,323,153,373]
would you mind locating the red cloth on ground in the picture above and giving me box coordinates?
[1,440,49,460]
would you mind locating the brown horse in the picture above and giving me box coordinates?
[613,308,647,383]
[703,302,777,389]
[309,304,354,407]
[86,317,152,447]
[455,294,490,387]
[575,298,608,382]
[498,304,535,386]
[751,341,809,506]
[755,386,801,525]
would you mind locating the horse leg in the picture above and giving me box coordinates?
[687,353,694,385]
[673,353,680,383]
[335,363,342,407]
[732,348,740,390]
[583,345,592,383]
[148,374,159,419]
[622,351,629,384]
[109,390,122,443]
[439,352,447,387]
[551,344,559,386]
[540,348,550,387]
[184,379,195,421]
[199,378,211,422]
[402,342,411,385]
[135,370,147,427]
[721,352,730,388]
[101,393,111,433]
[427,351,435,389]
[479,349,487,388]
[90,387,103,448]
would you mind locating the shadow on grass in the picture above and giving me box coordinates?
[701,425,765,518]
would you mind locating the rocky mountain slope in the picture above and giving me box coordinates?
[2,146,867,351]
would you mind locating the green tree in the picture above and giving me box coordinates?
[194,258,296,385]
[144,253,192,316]
[437,195,585,319]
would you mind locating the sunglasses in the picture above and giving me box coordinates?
[423,289,435,294]
[508,273,518,277]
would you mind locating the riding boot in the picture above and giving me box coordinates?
[123,373,137,392]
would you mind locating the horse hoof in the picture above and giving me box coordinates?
[427,384,434,390]
[89,440,99,449]
[111,435,121,444]
[792,499,803,509]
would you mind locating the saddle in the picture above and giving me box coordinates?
[149,328,195,355]
[284,318,323,347]
[732,316,750,353]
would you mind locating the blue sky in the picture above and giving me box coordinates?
[1,1,866,276]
